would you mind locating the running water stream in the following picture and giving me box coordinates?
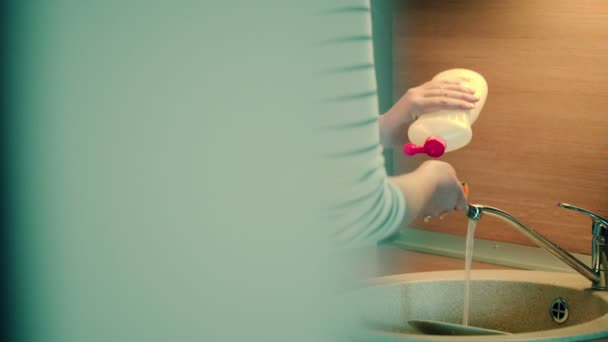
[463,218,477,326]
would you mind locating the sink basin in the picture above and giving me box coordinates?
[348,270,608,341]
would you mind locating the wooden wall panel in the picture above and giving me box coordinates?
[393,0,608,254]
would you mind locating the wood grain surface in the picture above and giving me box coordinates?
[393,0,608,254]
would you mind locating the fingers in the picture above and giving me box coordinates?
[406,79,477,121]
[421,163,469,220]
[417,97,475,112]
[426,80,476,94]
[423,89,479,102]
[424,193,468,221]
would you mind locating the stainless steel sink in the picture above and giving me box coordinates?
[349,270,608,341]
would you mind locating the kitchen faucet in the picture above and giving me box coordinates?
[467,202,608,290]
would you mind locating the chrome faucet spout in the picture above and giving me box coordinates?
[466,203,605,290]
[466,204,483,221]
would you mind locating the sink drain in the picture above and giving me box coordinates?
[550,298,569,324]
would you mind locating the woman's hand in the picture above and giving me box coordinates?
[390,160,468,223]
[415,160,468,217]
[379,79,479,148]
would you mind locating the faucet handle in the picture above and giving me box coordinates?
[558,202,608,229]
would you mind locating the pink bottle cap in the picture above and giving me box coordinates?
[403,136,447,158]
